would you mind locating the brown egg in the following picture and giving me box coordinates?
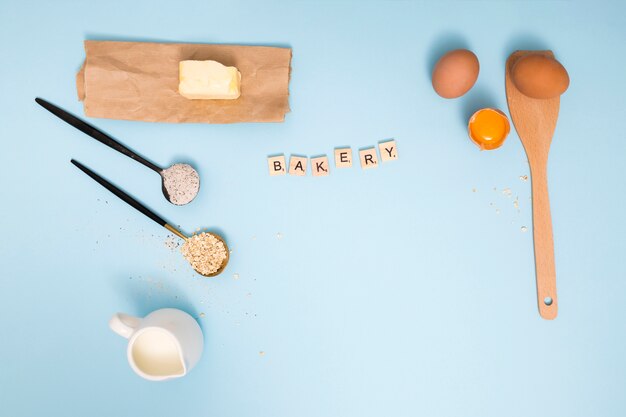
[432,49,479,99]
[511,53,569,99]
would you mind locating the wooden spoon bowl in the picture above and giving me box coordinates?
[505,50,560,320]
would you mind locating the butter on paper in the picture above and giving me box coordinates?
[76,40,291,124]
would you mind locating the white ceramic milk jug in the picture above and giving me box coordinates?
[109,308,203,381]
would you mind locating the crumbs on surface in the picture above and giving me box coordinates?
[164,235,181,250]
[181,232,227,276]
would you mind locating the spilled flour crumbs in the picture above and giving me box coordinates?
[181,233,228,276]
[164,235,181,250]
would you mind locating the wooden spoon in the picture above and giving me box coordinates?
[505,50,560,320]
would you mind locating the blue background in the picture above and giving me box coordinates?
[1,1,625,416]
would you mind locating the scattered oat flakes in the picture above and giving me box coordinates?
[259,351,265,357]
[276,232,283,239]
[233,273,240,280]
[199,312,205,318]
[502,188,512,198]
[521,226,528,232]
[472,188,477,193]
[520,175,528,181]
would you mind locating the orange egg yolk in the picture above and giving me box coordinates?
[468,109,510,150]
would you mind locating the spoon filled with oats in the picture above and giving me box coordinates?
[71,160,228,277]
[36,98,200,206]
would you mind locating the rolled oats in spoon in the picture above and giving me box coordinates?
[36,98,200,205]
[180,232,229,276]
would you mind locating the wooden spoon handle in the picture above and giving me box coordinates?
[530,161,558,319]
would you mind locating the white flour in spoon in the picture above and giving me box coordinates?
[161,164,200,205]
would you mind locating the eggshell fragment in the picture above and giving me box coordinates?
[432,49,479,99]
[511,53,569,99]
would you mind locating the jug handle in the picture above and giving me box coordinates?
[109,313,141,339]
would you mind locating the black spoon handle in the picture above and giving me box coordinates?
[36,98,162,174]
[71,159,167,228]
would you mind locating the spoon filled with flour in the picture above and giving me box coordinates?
[36,98,200,205]
[160,164,200,206]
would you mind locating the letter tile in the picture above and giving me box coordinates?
[359,148,379,169]
[334,148,353,168]
[311,156,330,177]
[267,155,286,176]
[379,140,398,162]
[289,155,308,176]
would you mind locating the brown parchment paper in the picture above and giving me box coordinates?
[76,40,291,123]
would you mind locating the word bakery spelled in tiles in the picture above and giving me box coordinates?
[267,140,398,177]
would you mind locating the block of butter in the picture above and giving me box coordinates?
[179,60,241,100]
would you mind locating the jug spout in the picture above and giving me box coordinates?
[162,359,187,380]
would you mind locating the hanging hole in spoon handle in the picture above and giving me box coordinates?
[36,98,163,174]
[529,161,558,320]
